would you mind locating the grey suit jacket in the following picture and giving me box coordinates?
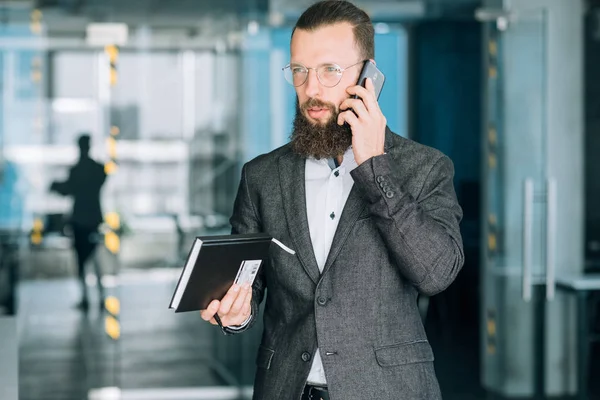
[228,128,464,400]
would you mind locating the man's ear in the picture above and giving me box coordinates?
[369,58,376,66]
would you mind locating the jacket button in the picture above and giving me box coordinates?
[376,175,385,183]
[317,297,327,306]
[301,352,311,362]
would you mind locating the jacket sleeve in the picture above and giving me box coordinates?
[50,167,75,196]
[222,163,267,335]
[350,153,464,296]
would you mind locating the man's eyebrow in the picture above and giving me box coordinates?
[290,60,339,66]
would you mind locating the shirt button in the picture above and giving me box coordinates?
[317,297,327,306]
[376,176,385,183]
[330,212,335,220]
[334,170,339,177]
[386,191,395,198]
[301,352,311,362]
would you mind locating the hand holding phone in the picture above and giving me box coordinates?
[344,60,385,120]
[338,60,387,165]
[354,60,385,100]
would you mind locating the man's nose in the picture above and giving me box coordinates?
[303,69,321,99]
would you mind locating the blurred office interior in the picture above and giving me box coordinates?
[0,0,599,399]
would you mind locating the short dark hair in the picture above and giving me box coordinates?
[292,1,374,60]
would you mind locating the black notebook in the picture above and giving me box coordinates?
[169,233,294,313]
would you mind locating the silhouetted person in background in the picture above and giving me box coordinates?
[51,134,107,311]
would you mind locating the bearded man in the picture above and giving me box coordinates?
[200,2,464,399]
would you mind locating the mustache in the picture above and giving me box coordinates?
[300,98,337,113]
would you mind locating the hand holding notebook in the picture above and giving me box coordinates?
[200,282,253,327]
[169,233,295,328]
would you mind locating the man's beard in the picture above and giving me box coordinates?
[290,97,352,159]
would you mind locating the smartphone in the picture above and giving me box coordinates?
[354,60,385,100]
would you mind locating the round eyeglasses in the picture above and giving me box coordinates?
[282,60,366,88]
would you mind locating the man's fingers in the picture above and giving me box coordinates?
[337,109,358,127]
[241,287,252,318]
[363,78,377,109]
[200,299,220,322]
[201,284,253,327]
[218,284,243,315]
[230,284,251,316]
[339,98,368,120]
[364,76,374,92]
[347,80,377,111]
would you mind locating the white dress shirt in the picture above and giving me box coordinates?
[305,147,357,385]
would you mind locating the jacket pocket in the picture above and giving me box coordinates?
[255,345,275,370]
[374,340,434,367]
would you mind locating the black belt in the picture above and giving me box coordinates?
[302,384,330,400]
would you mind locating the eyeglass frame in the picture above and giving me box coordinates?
[282,59,367,88]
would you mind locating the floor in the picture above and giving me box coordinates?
[11,264,600,400]
[17,268,260,400]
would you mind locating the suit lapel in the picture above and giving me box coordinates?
[278,150,321,284]
[321,184,366,277]
[321,127,397,277]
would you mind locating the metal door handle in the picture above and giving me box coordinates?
[523,179,534,301]
[546,178,556,300]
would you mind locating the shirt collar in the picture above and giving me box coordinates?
[306,147,357,178]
